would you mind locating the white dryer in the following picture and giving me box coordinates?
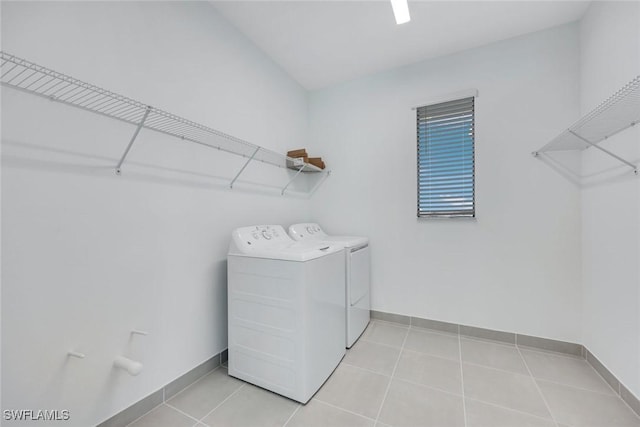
[288,223,370,348]
[227,225,345,403]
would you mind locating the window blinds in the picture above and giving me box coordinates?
[417,96,475,218]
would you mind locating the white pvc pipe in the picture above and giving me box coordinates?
[67,351,85,359]
[114,356,143,376]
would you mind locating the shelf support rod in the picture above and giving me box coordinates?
[281,163,306,195]
[308,170,331,196]
[230,147,260,189]
[568,130,638,174]
[116,106,152,175]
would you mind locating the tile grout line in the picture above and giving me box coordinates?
[164,403,203,425]
[165,365,223,404]
[518,345,584,361]
[281,404,301,427]
[339,361,393,378]
[616,380,640,421]
[371,318,411,328]
[373,326,410,424]
[121,356,223,427]
[618,396,640,422]
[130,367,215,427]
[533,377,620,397]
[464,334,528,349]
[401,345,463,363]
[520,345,622,397]
[458,329,468,427]
[340,360,467,399]
[312,398,379,423]
[458,359,619,397]
[359,337,406,351]
[379,315,584,360]
[459,357,543,378]
[464,395,559,423]
[374,366,467,399]
[124,402,164,427]
[362,339,625,401]
[456,353,619,398]
[347,352,624,419]
[585,358,640,421]
[196,383,246,423]
[370,319,410,330]
[584,350,640,420]
[409,324,460,338]
[584,352,626,397]
[335,316,637,425]
[344,363,559,426]
[342,347,462,379]
[462,360,532,377]
[515,345,560,427]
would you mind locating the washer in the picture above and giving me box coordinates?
[227,225,345,403]
[288,223,370,348]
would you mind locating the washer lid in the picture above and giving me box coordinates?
[229,225,342,261]
[288,223,368,248]
[319,235,369,248]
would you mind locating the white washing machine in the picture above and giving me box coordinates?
[288,223,370,348]
[227,225,346,403]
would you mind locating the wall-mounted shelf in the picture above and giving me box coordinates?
[533,75,640,175]
[0,51,329,195]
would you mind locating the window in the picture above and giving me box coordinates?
[417,96,475,218]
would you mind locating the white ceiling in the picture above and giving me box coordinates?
[212,1,590,90]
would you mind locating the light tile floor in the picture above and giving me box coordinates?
[128,321,640,427]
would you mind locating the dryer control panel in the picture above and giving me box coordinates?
[232,225,290,251]
[288,223,328,240]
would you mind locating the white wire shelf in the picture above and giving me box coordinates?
[0,51,329,194]
[533,75,640,175]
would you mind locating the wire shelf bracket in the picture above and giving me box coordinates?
[281,163,306,195]
[230,147,260,189]
[116,106,151,175]
[0,51,330,194]
[533,75,640,175]
[308,169,332,196]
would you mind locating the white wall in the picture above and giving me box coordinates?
[308,24,583,342]
[1,2,313,426]
[580,1,640,399]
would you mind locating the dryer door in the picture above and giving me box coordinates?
[349,245,370,307]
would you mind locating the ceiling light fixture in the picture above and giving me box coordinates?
[390,0,411,25]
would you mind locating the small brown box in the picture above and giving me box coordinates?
[308,157,325,170]
[287,148,308,158]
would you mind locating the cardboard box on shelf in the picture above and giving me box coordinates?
[308,157,325,170]
[287,148,308,158]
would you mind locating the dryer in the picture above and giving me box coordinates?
[288,223,370,348]
[227,225,345,403]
